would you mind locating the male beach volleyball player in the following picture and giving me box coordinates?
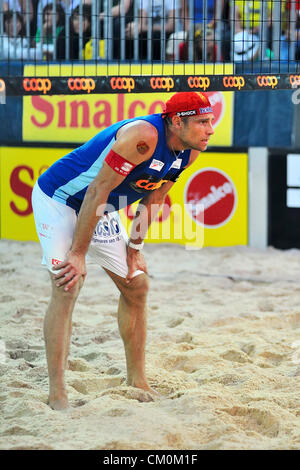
[32,91,214,410]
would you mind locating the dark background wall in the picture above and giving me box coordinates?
[233,90,295,148]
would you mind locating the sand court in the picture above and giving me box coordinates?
[1,239,300,450]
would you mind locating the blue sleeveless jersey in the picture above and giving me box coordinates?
[38,114,191,213]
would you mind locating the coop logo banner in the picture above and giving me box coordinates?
[223,76,245,90]
[150,77,174,92]
[68,77,95,93]
[110,77,135,93]
[23,64,233,145]
[23,78,52,94]
[290,75,300,88]
[257,75,278,89]
[187,76,210,91]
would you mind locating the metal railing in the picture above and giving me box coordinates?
[0,0,299,66]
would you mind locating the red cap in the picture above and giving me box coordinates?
[162,92,213,118]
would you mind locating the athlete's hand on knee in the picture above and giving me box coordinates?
[52,252,86,291]
[126,248,148,283]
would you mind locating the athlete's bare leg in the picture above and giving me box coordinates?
[104,269,156,396]
[44,273,83,410]
[64,316,73,370]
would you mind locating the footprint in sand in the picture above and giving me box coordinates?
[67,358,92,372]
[257,299,274,312]
[1,425,36,437]
[0,268,15,275]
[176,332,193,344]
[7,379,34,389]
[258,351,286,366]
[8,350,39,362]
[221,349,252,364]
[106,366,122,375]
[100,386,158,403]
[240,343,256,357]
[5,399,50,418]
[204,373,245,386]
[102,407,129,417]
[6,339,28,349]
[160,351,205,374]
[167,318,185,328]
[0,363,9,377]
[73,398,88,407]
[8,444,54,450]
[219,406,280,438]
[69,375,124,395]
[0,295,15,302]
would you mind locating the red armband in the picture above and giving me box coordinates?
[105,149,136,177]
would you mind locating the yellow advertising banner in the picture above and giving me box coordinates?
[22,64,233,146]
[119,152,248,248]
[1,147,247,247]
[0,146,70,241]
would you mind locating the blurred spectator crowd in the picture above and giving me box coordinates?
[0,0,299,63]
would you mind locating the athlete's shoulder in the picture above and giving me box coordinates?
[116,118,159,144]
[111,116,162,163]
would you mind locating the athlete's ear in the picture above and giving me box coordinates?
[171,115,182,128]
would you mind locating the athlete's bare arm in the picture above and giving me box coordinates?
[127,146,200,248]
[126,146,202,279]
[129,180,174,243]
[52,121,158,291]
[126,179,175,281]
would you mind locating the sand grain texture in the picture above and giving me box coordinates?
[1,240,300,450]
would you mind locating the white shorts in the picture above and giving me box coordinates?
[31,182,144,279]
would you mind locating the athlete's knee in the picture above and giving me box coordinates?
[123,274,149,305]
[50,274,84,300]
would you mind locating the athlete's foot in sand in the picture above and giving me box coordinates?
[48,391,70,411]
[129,380,160,401]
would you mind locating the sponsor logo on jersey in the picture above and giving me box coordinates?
[149,159,165,171]
[129,174,169,193]
[52,258,62,265]
[93,216,120,238]
[170,159,182,170]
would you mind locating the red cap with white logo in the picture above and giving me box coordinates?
[162,92,213,118]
